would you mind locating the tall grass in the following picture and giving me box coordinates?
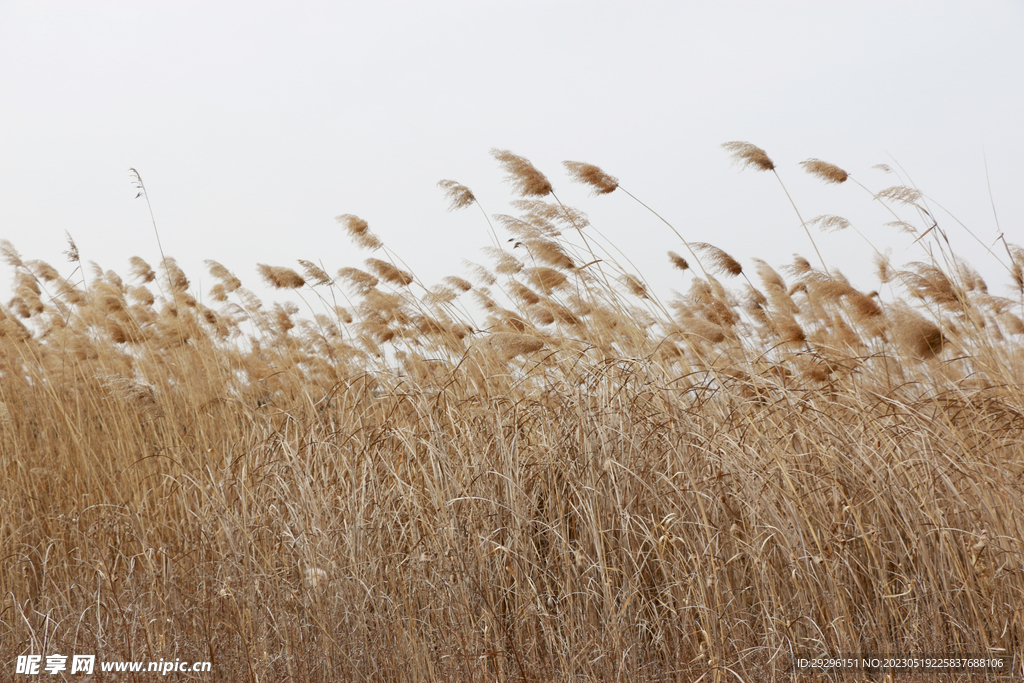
[1,145,1022,682]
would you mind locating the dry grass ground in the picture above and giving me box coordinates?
[1,146,1022,681]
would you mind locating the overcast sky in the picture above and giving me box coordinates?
[2,1,1022,315]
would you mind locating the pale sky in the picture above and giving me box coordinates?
[2,1,1023,315]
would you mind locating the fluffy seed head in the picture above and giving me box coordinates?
[442,276,473,292]
[876,186,923,207]
[298,260,333,286]
[873,252,894,284]
[510,282,541,305]
[29,261,60,282]
[621,274,648,298]
[484,248,523,275]
[489,332,545,359]
[800,159,848,184]
[336,214,383,250]
[257,264,305,289]
[680,318,726,344]
[808,215,851,233]
[1000,312,1024,335]
[129,285,155,306]
[437,180,476,211]
[491,149,553,197]
[206,261,242,292]
[530,306,555,325]
[526,240,575,270]
[527,267,568,293]
[668,252,689,272]
[563,161,619,195]
[423,286,457,304]
[900,262,959,308]
[1007,243,1024,294]
[162,257,190,292]
[693,243,742,276]
[366,258,414,286]
[891,309,947,359]
[789,255,813,276]
[1,240,23,268]
[338,267,379,292]
[129,256,156,283]
[95,373,165,419]
[772,314,806,344]
[64,233,80,263]
[721,141,775,172]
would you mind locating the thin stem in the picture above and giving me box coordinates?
[617,187,709,279]
[772,170,831,278]
[130,168,166,265]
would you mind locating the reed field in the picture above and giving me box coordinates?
[1,144,1022,681]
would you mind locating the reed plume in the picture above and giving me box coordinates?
[800,158,848,184]
[563,161,619,195]
[257,264,305,289]
[337,214,383,249]
[692,242,743,276]
[721,141,775,171]
[491,149,553,197]
[668,251,689,271]
[437,180,476,211]
[365,258,414,286]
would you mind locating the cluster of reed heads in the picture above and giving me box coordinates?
[1,144,1022,681]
